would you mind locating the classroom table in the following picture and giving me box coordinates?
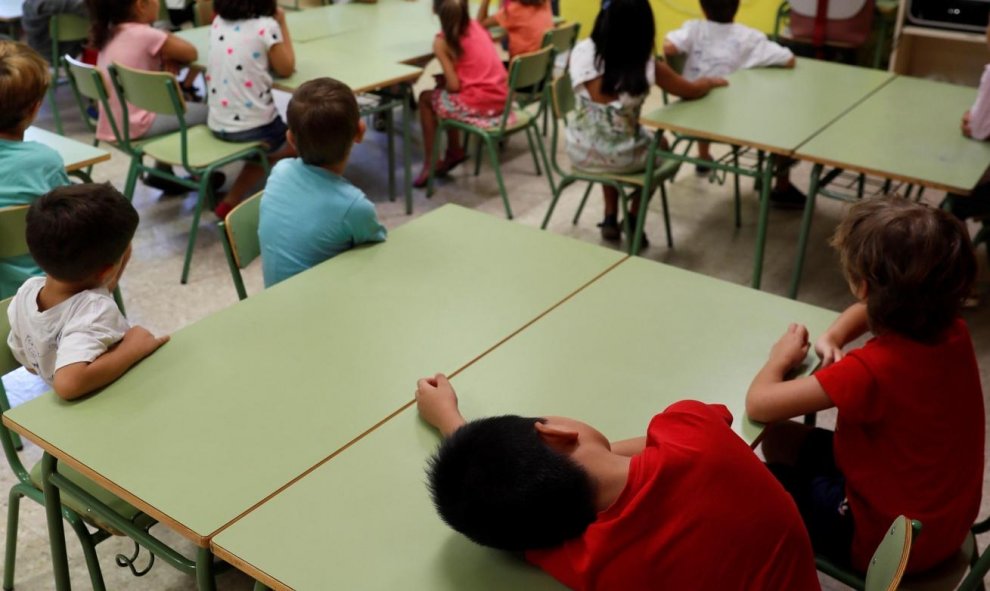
[209,256,838,590]
[24,126,111,174]
[638,58,895,289]
[2,205,625,590]
[788,75,990,298]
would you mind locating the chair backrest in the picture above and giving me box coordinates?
[507,45,554,92]
[50,13,89,43]
[864,516,917,591]
[193,0,214,27]
[550,73,574,121]
[0,296,32,486]
[541,21,579,56]
[0,205,29,260]
[108,62,186,118]
[63,54,111,135]
[219,192,262,300]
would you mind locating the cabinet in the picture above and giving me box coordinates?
[889,0,989,85]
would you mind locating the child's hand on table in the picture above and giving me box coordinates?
[768,323,810,373]
[702,77,728,90]
[814,333,844,369]
[963,110,973,138]
[416,373,465,437]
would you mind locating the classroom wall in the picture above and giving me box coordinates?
[561,0,784,42]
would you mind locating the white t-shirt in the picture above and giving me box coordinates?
[968,65,990,141]
[6,277,130,387]
[569,38,655,109]
[665,20,794,81]
[207,15,283,133]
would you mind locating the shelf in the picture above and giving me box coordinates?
[901,25,985,42]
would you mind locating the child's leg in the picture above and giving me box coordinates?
[415,90,439,187]
[698,140,712,160]
[762,422,854,566]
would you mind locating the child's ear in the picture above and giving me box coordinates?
[354,119,366,145]
[534,421,579,452]
[286,128,297,151]
[95,264,117,286]
[853,281,868,300]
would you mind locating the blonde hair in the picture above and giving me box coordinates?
[0,41,51,132]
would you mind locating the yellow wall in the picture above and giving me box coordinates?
[561,0,782,42]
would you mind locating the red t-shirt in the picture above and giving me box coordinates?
[441,20,508,114]
[495,0,554,57]
[526,401,820,591]
[815,318,984,573]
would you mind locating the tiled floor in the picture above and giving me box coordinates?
[1,65,988,590]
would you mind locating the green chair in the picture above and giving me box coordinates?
[107,62,271,284]
[193,0,214,26]
[541,73,687,254]
[862,516,918,591]
[536,21,580,135]
[218,191,262,300]
[818,516,990,591]
[426,46,555,220]
[47,13,90,136]
[0,295,168,591]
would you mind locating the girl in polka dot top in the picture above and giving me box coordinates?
[207,0,296,219]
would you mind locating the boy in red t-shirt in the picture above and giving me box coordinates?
[746,197,983,574]
[416,374,820,591]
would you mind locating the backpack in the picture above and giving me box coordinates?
[788,0,875,47]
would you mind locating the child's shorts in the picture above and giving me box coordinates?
[212,116,288,153]
[766,427,854,566]
[432,89,514,130]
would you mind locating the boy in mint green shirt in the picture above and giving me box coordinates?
[259,77,387,288]
[0,40,71,299]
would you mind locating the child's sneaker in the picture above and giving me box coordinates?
[598,215,620,242]
[695,155,714,176]
[770,185,807,210]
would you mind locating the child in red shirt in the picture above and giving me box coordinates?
[746,197,983,574]
[417,374,820,590]
[476,0,553,58]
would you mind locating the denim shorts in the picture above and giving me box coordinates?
[212,117,288,153]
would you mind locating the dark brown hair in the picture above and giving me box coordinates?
[591,0,655,97]
[831,197,977,342]
[27,183,139,282]
[515,0,547,6]
[286,77,359,166]
[433,0,470,58]
[0,41,50,131]
[87,0,138,49]
[214,0,276,21]
[700,0,739,23]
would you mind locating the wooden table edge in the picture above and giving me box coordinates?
[792,150,977,195]
[636,120,794,157]
[2,413,211,547]
[211,543,292,590]
[64,151,112,173]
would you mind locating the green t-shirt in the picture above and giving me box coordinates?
[0,138,70,299]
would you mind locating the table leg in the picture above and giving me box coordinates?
[789,163,823,299]
[42,453,72,591]
[196,546,216,591]
[631,131,660,255]
[751,153,776,289]
[402,84,413,215]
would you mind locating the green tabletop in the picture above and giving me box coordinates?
[24,126,111,172]
[211,256,838,590]
[273,38,423,93]
[3,205,624,546]
[794,75,990,193]
[640,58,895,155]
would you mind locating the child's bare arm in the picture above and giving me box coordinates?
[746,323,833,423]
[662,40,679,57]
[610,437,646,456]
[416,373,466,437]
[161,34,198,66]
[814,302,868,368]
[52,327,169,400]
[433,37,461,92]
[476,0,499,27]
[269,7,296,77]
[655,61,727,100]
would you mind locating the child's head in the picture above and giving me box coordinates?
[427,415,598,551]
[87,0,159,49]
[590,0,656,97]
[213,0,276,21]
[286,77,363,168]
[0,41,51,134]
[27,183,139,286]
[432,0,470,58]
[700,0,739,23]
[831,198,977,342]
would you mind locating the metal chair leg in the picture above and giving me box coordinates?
[484,136,513,219]
[573,183,593,225]
[524,126,542,176]
[4,486,23,591]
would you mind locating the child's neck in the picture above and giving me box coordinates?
[37,276,102,312]
[322,160,348,176]
[0,124,28,141]
[577,448,632,512]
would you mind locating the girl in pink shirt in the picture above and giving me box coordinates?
[90,0,202,143]
[413,0,508,188]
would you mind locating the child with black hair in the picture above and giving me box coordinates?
[663,0,793,176]
[747,198,983,574]
[7,184,169,401]
[207,0,297,219]
[417,374,821,590]
[568,0,726,246]
[259,77,386,287]
[0,41,71,299]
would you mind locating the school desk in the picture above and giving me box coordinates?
[209,256,838,590]
[2,205,624,590]
[788,75,990,298]
[639,58,895,289]
[24,126,111,174]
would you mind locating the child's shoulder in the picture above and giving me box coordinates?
[0,138,65,171]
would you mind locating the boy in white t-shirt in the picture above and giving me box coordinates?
[664,0,794,176]
[6,184,169,400]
